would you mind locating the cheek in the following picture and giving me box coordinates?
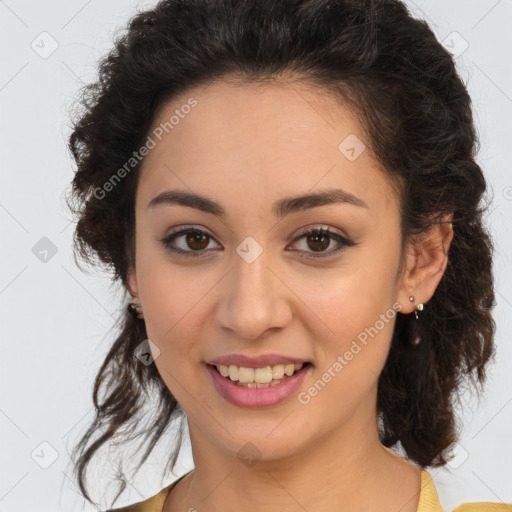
[136,250,216,372]
[305,258,398,336]
[316,286,396,375]
[303,253,399,384]
[138,261,211,405]
[299,284,397,424]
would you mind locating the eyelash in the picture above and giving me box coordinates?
[159,225,356,259]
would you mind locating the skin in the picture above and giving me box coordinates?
[127,78,453,512]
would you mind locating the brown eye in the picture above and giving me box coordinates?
[184,231,209,250]
[288,227,356,258]
[159,225,356,259]
[160,227,221,256]
[306,231,331,252]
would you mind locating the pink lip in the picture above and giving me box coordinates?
[207,353,309,368]
[206,363,311,408]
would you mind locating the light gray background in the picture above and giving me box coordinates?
[1,1,511,511]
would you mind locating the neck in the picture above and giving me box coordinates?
[164,412,422,512]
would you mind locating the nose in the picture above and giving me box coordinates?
[214,249,293,340]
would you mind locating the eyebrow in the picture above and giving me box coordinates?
[147,188,368,218]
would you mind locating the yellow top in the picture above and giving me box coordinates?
[107,470,512,512]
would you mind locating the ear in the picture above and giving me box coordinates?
[126,267,139,298]
[396,214,454,314]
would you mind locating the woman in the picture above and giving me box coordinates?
[66,0,510,510]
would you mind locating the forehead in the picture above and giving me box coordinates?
[136,79,399,218]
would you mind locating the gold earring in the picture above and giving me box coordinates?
[409,295,424,320]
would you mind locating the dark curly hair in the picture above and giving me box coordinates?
[65,0,496,507]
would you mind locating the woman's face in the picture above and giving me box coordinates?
[128,79,414,463]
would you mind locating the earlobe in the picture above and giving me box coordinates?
[396,215,454,314]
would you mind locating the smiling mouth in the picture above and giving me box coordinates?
[209,362,312,388]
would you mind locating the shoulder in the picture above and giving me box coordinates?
[102,470,192,512]
[452,504,512,512]
[103,481,176,512]
[419,470,511,512]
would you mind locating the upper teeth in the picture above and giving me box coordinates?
[216,363,304,384]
